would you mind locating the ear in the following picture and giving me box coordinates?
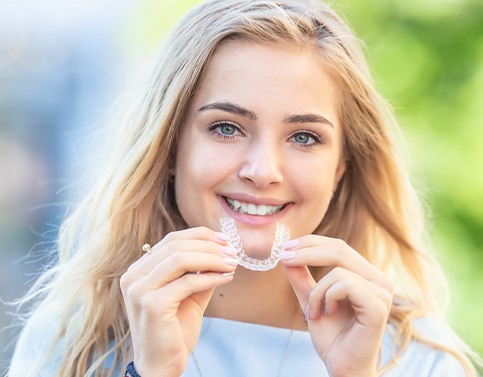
[332,157,347,193]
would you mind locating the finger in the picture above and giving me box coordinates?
[188,289,216,315]
[144,271,236,316]
[133,237,236,276]
[325,280,389,327]
[121,247,238,293]
[307,267,392,323]
[281,236,392,291]
[142,239,234,269]
[309,267,392,315]
[282,264,316,315]
[127,253,150,272]
[155,226,229,250]
[142,252,238,288]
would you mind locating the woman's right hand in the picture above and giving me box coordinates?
[120,227,238,377]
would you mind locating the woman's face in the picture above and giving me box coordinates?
[175,40,346,257]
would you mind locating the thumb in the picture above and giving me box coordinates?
[283,264,316,311]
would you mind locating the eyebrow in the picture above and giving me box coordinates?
[198,101,257,120]
[198,101,334,128]
[283,113,334,128]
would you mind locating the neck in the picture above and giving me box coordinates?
[205,264,307,331]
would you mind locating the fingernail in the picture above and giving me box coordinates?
[223,258,239,266]
[279,251,296,261]
[221,271,235,277]
[304,304,310,321]
[283,239,299,250]
[220,246,238,256]
[323,301,329,316]
[215,232,229,241]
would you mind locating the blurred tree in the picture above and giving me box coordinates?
[340,0,483,355]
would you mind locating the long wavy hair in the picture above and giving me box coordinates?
[14,0,480,376]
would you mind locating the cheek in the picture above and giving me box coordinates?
[175,152,209,203]
[286,157,338,231]
[287,154,338,194]
[295,181,332,236]
[301,177,333,214]
[174,139,239,202]
[174,144,215,226]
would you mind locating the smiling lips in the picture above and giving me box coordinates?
[224,197,286,216]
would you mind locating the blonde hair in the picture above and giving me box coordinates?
[15,0,480,376]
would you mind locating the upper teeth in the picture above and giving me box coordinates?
[225,198,284,216]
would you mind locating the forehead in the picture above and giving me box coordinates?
[189,40,341,123]
[203,39,333,87]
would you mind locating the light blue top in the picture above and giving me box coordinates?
[9,315,466,376]
[182,317,466,377]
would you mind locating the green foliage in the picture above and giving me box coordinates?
[339,0,483,357]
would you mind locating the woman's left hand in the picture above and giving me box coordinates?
[281,235,394,377]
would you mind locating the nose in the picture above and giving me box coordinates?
[238,140,283,188]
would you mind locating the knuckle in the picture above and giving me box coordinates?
[180,273,197,292]
[120,271,135,291]
[375,299,390,318]
[162,236,188,254]
[330,266,346,278]
[384,277,395,295]
[142,293,161,311]
[334,238,347,252]
[332,238,348,262]
[381,289,394,309]
[337,278,350,292]
[194,226,213,237]
[163,230,178,243]
[126,283,144,301]
[121,283,146,311]
[168,252,186,267]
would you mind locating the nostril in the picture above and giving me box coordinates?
[238,158,284,187]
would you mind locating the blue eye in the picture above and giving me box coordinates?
[219,123,236,135]
[208,121,243,139]
[294,133,311,144]
[290,130,325,147]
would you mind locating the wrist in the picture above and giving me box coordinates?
[336,371,377,377]
[125,360,183,377]
[125,361,141,377]
[329,367,378,377]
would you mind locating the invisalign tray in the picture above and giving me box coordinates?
[220,217,291,271]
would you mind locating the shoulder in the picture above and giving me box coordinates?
[8,308,63,377]
[9,307,124,377]
[381,317,467,377]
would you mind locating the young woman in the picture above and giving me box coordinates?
[9,0,481,376]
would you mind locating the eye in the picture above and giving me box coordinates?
[219,123,237,135]
[208,121,243,139]
[290,130,325,147]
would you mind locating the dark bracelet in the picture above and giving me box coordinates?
[125,361,142,377]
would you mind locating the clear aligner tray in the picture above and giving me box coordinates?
[220,217,291,271]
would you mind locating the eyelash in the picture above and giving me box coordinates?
[208,121,244,140]
[207,121,326,147]
[290,129,326,148]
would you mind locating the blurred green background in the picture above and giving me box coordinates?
[338,0,483,358]
[128,0,483,357]
[0,0,481,373]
